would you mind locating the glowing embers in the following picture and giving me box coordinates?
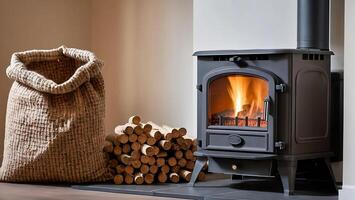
[208,75,269,128]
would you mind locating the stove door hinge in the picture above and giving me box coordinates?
[275,141,285,150]
[196,84,202,92]
[275,84,287,93]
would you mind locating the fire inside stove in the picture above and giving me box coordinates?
[208,75,269,128]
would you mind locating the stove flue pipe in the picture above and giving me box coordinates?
[297,0,330,50]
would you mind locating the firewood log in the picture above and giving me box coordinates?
[108,159,119,168]
[148,129,162,141]
[162,125,179,139]
[179,170,192,182]
[146,137,156,146]
[180,143,189,151]
[120,154,132,165]
[149,165,159,174]
[116,165,125,174]
[159,140,172,150]
[125,165,134,174]
[141,144,155,156]
[171,143,180,151]
[103,142,114,153]
[124,174,134,184]
[144,173,154,184]
[137,134,148,144]
[140,123,153,133]
[156,158,165,167]
[178,158,187,168]
[134,173,144,185]
[131,160,142,169]
[108,168,116,176]
[131,142,141,152]
[169,173,180,183]
[122,143,131,154]
[174,150,183,159]
[178,128,187,137]
[140,155,150,164]
[105,133,120,146]
[171,165,180,173]
[140,164,150,174]
[186,160,195,170]
[147,121,173,140]
[158,172,167,183]
[168,157,177,167]
[156,151,168,158]
[148,156,156,166]
[128,115,141,125]
[128,134,138,143]
[114,174,124,184]
[133,125,143,135]
[114,124,134,135]
[198,172,206,181]
[131,150,141,160]
[153,146,160,155]
[184,150,194,160]
[113,146,122,156]
[161,165,170,174]
[176,137,185,146]
[183,136,193,148]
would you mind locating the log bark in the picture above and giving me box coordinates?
[198,172,206,181]
[159,140,172,150]
[156,151,168,158]
[179,170,192,182]
[141,144,155,156]
[114,124,134,135]
[169,173,180,183]
[120,154,132,165]
[134,173,144,185]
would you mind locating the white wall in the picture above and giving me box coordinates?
[193,0,344,182]
[339,0,355,199]
[91,0,194,136]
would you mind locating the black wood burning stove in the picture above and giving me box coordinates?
[188,0,337,196]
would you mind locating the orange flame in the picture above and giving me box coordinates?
[227,76,268,118]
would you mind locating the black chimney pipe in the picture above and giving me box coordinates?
[297,0,330,50]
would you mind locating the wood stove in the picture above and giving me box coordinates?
[188,0,337,196]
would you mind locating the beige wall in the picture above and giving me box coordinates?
[0,0,92,162]
[91,0,194,135]
[0,0,194,162]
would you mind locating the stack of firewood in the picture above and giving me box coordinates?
[103,115,206,185]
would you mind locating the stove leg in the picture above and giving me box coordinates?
[188,157,207,186]
[278,160,297,196]
[324,158,338,191]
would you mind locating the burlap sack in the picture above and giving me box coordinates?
[0,46,112,183]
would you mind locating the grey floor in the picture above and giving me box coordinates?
[73,174,339,200]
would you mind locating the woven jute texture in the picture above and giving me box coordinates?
[0,46,112,183]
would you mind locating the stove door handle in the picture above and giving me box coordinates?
[263,97,270,121]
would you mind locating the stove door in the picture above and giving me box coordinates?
[201,66,281,153]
